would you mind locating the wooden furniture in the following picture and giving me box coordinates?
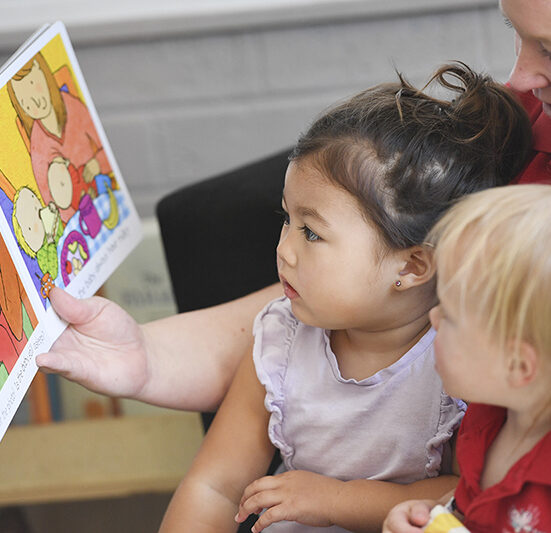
[0,412,203,505]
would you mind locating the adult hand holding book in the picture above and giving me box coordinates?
[35,287,149,400]
[37,283,282,413]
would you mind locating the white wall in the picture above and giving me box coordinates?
[0,0,512,218]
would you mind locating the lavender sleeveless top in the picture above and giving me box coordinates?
[252,297,466,533]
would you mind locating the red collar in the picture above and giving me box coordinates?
[459,404,551,488]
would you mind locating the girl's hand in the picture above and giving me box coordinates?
[382,500,434,533]
[235,470,343,532]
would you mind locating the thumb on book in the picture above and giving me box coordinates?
[48,286,105,325]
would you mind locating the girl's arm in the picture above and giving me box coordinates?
[36,283,282,412]
[382,435,460,532]
[159,344,276,533]
[238,470,459,533]
[327,474,458,532]
[239,427,461,532]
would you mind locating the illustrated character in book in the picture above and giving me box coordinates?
[7,52,113,225]
[12,186,64,282]
[0,234,38,389]
[47,156,98,212]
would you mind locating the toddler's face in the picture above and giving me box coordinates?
[276,159,403,331]
[15,188,45,253]
[48,159,73,209]
[429,280,506,404]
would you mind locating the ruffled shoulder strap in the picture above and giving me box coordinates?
[253,297,298,458]
[425,393,467,476]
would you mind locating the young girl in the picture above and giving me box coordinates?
[158,63,531,533]
[382,184,551,532]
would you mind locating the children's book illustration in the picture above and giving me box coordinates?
[0,21,141,440]
[0,233,39,392]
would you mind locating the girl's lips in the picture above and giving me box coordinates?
[280,276,299,300]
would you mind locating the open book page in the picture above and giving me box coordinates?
[0,21,142,440]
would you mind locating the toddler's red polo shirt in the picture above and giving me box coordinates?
[454,403,551,532]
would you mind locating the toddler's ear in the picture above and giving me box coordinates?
[397,245,436,288]
[506,341,539,388]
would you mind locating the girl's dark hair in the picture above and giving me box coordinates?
[289,61,533,249]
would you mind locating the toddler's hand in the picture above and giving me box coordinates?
[235,470,341,533]
[382,500,434,533]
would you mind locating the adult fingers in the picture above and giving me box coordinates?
[49,287,104,325]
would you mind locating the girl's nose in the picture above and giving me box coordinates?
[276,227,297,268]
[508,35,551,93]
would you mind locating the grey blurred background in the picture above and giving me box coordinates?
[0,0,512,219]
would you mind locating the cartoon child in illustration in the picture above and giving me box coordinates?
[12,186,63,282]
[47,155,97,214]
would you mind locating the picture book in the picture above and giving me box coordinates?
[0,21,142,441]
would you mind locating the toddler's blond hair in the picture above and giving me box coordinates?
[427,184,551,358]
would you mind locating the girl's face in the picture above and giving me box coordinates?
[502,0,551,116]
[10,59,53,121]
[276,160,403,331]
[429,281,507,405]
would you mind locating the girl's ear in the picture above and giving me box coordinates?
[395,245,436,289]
[506,341,539,388]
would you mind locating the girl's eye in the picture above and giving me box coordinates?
[301,225,320,242]
[277,209,290,225]
[503,16,513,29]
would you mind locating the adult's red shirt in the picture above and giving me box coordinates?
[514,90,551,184]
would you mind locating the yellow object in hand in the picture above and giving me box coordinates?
[424,505,470,533]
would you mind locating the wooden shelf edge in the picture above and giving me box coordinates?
[0,413,204,506]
